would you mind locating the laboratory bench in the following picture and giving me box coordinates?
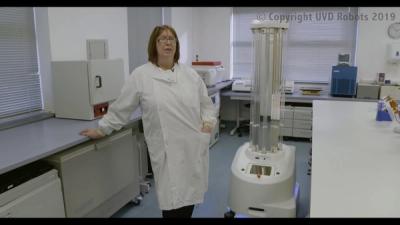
[0,81,231,218]
[0,80,232,176]
[207,80,233,96]
[0,109,142,176]
[205,80,234,147]
[221,89,378,104]
[310,100,400,217]
[221,89,378,138]
[0,109,143,218]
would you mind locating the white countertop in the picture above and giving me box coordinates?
[310,100,400,217]
[207,80,233,96]
[0,109,142,175]
[221,90,377,103]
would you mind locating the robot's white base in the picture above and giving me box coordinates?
[227,142,298,218]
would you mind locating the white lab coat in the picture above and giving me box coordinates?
[98,62,217,210]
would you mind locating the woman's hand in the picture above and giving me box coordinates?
[201,121,213,134]
[201,126,212,133]
[79,128,105,139]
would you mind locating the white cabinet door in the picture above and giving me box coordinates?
[46,129,134,217]
[293,128,312,138]
[282,106,294,120]
[282,119,293,128]
[88,59,125,105]
[293,119,312,129]
[281,127,293,136]
[0,173,65,218]
[294,108,312,121]
[136,132,149,179]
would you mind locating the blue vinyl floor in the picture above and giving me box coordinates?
[113,124,311,218]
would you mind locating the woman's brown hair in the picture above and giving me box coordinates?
[147,25,180,65]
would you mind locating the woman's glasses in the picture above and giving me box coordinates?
[157,37,176,44]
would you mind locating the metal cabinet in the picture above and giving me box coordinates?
[210,120,220,147]
[293,107,312,138]
[44,129,139,217]
[0,164,65,218]
[131,121,152,195]
[209,91,221,147]
[52,59,125,120]
[281,106,294,136]
[281,106,312,138]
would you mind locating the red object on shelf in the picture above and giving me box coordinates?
[192,61,221,66]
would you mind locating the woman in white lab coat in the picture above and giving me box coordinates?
[80,25,217,218]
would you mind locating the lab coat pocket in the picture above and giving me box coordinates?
[199,132,211,155]
[195,132,210,191]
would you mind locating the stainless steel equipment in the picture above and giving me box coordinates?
[356,83,380,99]
[232,79,252,92]
[52,59,125,120]
[192,61,225,87]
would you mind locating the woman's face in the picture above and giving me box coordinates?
[156,29,176,60]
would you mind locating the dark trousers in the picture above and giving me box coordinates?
[162,205,195,218]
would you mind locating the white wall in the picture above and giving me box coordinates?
[170,7,196,65]
[37,7,229,113]
[221,7,400,121]
[169,7,232,82]
[37,7,129,113]
[168,7,234,120]
[193,7,232,81]
[169,7,236,120]
[194,7,237,121]
[356,7,400,84]
[47,7,128,65]
[167,7,400,121]
[34,7,400,119]
[128,7,162,72]
[34,8,53,113]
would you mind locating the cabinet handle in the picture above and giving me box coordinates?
[95,129,132,150]
[95,140,111,150]
[109,129,132,142]
[62,145,96,161]
[95,75,102,88]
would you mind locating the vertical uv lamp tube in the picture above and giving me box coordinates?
[249,30,260,152]
[249,20,288,153]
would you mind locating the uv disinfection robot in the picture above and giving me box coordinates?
[225,20,299,218]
